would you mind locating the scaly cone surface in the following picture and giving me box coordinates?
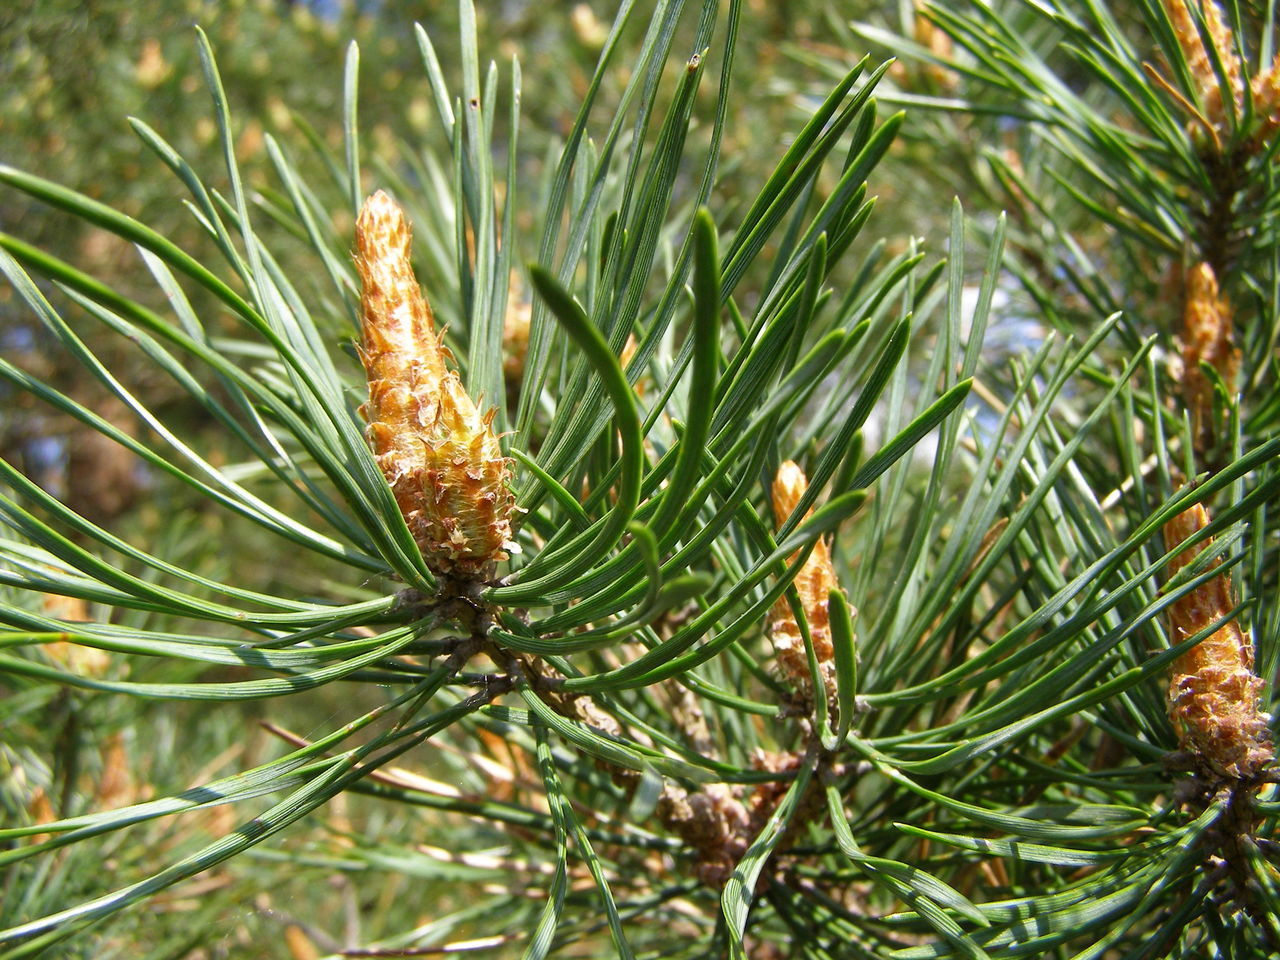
[354,190,515,581]
[1164,503,1272,779]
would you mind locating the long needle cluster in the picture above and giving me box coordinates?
[354,190,515,581]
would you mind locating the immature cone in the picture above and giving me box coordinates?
[1181,262,1239,451]
[767,461,847,694]
[354,191,515,580]
[1164,503,1272,779]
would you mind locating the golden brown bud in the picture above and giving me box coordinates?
[1164,503,1272,779]
[767,461,849,693]
[912,2,957,93]
[355,191,516,580]
[501,284,531,387]
[620,333,648,400]
[1251,54,1280,147]
[41,587,111,677]
[569,3,608,50]
[1168,0,1243,136]
[1180,262,1239,452]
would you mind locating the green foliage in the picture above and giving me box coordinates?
[2,1,1279,958]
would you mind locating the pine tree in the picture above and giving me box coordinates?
[1,1,1278,957]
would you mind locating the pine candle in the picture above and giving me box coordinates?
[1181,262,1239,451]
[354,191,516,581]
[1164,503,1272,779]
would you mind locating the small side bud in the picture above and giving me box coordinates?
[1250,54,1280,148]
[912,1,958,93]
[767,461,851,696]
[1164,503,1272,780]
[355,191,516,581]
[502,275,532,388]
[620,333,647,399]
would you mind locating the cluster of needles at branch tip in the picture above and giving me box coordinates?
[354,190,517,583]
